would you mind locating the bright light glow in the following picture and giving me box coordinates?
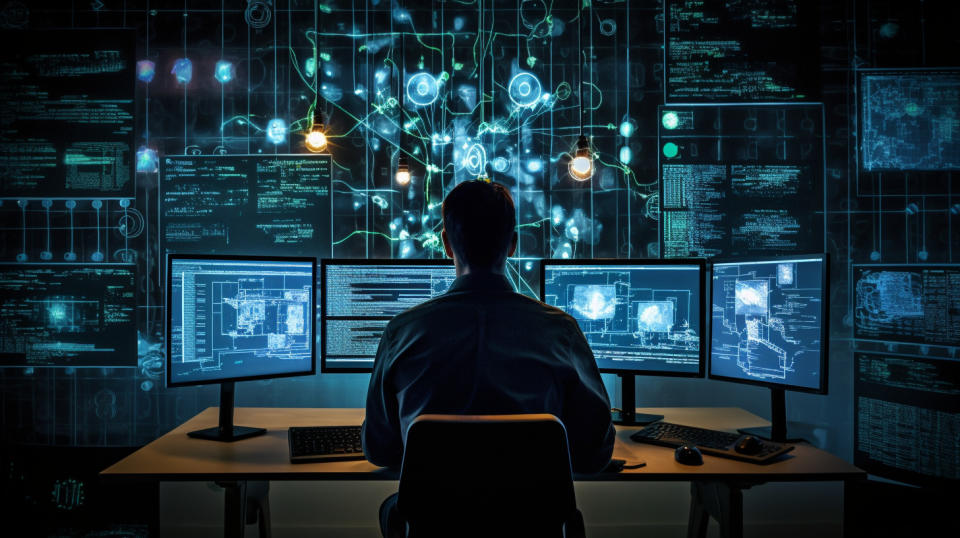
[395,169,411,186]
[619,120,635,138]
[136,147,158,173]
[662,142,679,158]
[619,145,632,164]
[662,111,680,130]
[136,60,155,83]
[266,118,287,144]
[569,155,593,180]
[214,60,234,83]
[171,58,192,84]
[305,129,327,151]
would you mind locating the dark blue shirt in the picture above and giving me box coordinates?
[361,271,616,473]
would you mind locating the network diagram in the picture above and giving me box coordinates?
[710,261,822,389]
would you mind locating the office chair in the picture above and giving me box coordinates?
[394,414,586,538]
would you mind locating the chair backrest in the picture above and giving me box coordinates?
[397,414,577,537]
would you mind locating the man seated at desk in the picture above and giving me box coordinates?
[362,179,616,536]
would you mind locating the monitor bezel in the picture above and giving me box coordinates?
[539,257,707,378]
[707,252,829,395]
[320,258,456,374]
[165,253,318,388]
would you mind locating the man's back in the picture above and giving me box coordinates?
[362,272,616,473]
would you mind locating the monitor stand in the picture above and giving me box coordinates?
[187,382,267,441]
[611,373,664,427]
[737,388,806,443]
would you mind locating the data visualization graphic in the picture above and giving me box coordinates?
[0,29,135,198]
[665,0,819,102]
[855,353,959,485]
[542,264,702,374]
[853,265,960,347]
[710,257,824,390]
[322,262,456,372]
[0,264,136,367]
[168,258,314,385]
[660,105,825,258]
[860,70,960,171]
[161,156,332,257]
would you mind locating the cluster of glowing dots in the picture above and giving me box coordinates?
[138,58,237,85]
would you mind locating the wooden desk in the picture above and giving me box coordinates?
[102,407,865,537]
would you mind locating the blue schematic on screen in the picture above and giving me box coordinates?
[542,264,701,374]
[169,259,314,385]
[710,257,824,389]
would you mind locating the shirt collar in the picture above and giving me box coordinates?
[447,271,514,294]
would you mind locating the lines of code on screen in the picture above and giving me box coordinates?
[162,155,332,257]
[322,264,456,371]
[660,105,824,258]
[542,265,702,374]
[0,29,135,198]
[860,70,960,171]
[854,265,960,346]
[710,257,824,390]
[0,264,136,367]
[168,259,314,385]
[665,0,819,102]
[855,352,959,486]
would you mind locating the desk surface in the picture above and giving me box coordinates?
[100,407,864,483]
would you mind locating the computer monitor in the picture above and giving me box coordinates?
[321,259,457,373]
[709,254,828,442]
[540,259,706,426]
[166,254,316,441]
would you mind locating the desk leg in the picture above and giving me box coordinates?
[216,481,271,538]
[688,481,746,538]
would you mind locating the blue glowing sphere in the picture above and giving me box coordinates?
[136,60,155,83]
[619,119,636,138]
[214,60,234,83]
[406,72,439,107]
[662,111,680,130]
[171,58,193,84]
[266,119,287,144]
[526,158,543,173]
[136,147,158,173]
[508,72,542,108]
[619,145,632,165]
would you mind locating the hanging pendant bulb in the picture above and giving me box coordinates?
[305,106,328,152]
[395,154,411,186]
[569,134,593,181]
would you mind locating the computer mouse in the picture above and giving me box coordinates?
[734,435,763,455]
[674,444,703,465]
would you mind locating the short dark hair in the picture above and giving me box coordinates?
[442,180,516,270]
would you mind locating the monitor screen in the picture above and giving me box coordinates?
[540,260,705,376]
[709,255,827,393]
[166,255,316,387]
[321,260,456,372]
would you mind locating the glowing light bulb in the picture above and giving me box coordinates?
[305,129,327,151]
[569,134,593,181]
[395,155,411,186]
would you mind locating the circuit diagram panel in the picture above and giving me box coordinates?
[710,257,824,389]
[660,104,825,258]
[168,259,314,385]
[542,264,702,374]
[853,265,960,346]
[860,70,960,171]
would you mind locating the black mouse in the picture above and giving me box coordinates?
[674,444,703,465]
[734,435,763,455]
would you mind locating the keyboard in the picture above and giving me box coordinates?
[629,421,794,463]
[288,425,365,463]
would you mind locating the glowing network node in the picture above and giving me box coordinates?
[305,130,327,151]
[619,145,632,165]
[462,143,487,176]
[214,60,234,83]
[526,158,543,173]
[136,147,158,173]
[406,72,440,106]
[136,60,155,83]
[662,142,679,158]
[266,118,287,144]
[304,57,316,78]
[662,111,680,130]
[508,72,542,108]
[599,18,617,36]
[453,16,465,31]
[619,119,636,138]
[171,58,192,84]
[569,135,593,181]
[492,156,509,172]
